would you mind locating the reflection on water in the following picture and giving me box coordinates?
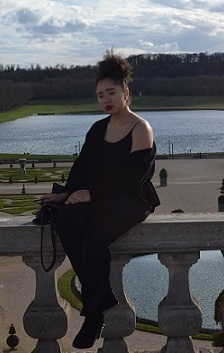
[123,251,224,330]
[0,110,224,154]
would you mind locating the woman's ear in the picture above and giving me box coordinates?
[124,86,129,101]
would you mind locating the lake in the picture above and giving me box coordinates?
[124,251,223,330]
[0,110,224,155]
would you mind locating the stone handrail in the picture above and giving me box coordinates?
[0,213,224,353]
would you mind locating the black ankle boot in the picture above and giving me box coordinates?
[72,314,104,349]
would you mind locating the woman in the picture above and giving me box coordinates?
[41,50,160,349]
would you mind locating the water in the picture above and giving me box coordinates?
[0,110,224,155]
[0,114,100,155]
[123,251,224,330]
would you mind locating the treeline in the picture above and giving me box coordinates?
[0,81,33,112]
[1,52,224,112]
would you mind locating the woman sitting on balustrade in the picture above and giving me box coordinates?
[41,49,160,349]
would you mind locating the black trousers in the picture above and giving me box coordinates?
[56,194,151,317]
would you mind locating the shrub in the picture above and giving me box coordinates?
[171,209,184,213]
[218,195,224,204]
[159,168,168,178]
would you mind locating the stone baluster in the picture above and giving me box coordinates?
[99,254,135,353]
[158,252,202,353]
[22,254,68,353]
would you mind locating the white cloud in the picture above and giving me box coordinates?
[1,0,224,67]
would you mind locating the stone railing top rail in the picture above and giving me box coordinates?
[0,213,224,256]
[113,212,224,254]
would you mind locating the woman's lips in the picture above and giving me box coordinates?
[105,105,113,111]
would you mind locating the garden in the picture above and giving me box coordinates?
[0,162,70,215]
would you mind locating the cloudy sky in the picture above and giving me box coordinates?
[1,0,224,68]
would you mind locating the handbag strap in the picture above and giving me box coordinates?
[40,205,57,272]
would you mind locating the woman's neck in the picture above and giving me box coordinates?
[110,106,134,125]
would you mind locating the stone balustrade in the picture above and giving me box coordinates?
[0,213,224,353]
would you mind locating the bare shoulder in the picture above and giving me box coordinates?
[136,117,152,132]
[131,114,154,151]
[131,112,151,129]
[132,114,153,138]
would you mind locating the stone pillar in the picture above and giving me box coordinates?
[22,254,68,353]
[99,254,135,353]
[158,252,202,353]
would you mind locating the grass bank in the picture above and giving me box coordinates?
[0,153,75,162]
[1,96,224,123]
[0,98,100,123]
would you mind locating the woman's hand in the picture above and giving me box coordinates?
[40,192,69,204]
[65,189,91,204]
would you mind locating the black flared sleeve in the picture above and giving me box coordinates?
[64,131,91,193]
[63,117,109,194]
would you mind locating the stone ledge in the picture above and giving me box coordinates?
[111,212,224,254]
[1,213,224,256]
[71,350,221,353]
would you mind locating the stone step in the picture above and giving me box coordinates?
[72,350,221,353]
[71,351,158,353]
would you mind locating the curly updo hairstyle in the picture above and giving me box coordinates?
[96,49,133,88]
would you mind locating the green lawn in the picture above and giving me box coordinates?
[1,96,224,123]
[0,165,70,215]
[0,194,40,215]
[0,153,75,161]
[0,166,70,183]
[0,99,100,123]
[132,95,224,110]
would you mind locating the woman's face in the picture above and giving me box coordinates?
[96,78,129,115]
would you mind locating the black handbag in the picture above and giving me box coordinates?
[33,183,65,272]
